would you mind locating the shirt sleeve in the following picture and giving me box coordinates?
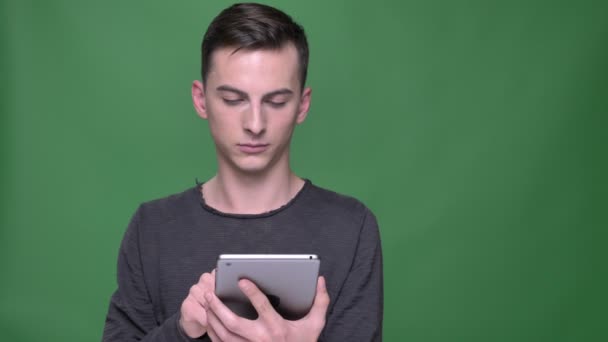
[320,207,384,341]
[102,206,206,342]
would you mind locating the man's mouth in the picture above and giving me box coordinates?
[237,143,269,154]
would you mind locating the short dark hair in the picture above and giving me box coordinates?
[201,2,309,90]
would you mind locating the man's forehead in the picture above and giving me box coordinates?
[206,44,300,88]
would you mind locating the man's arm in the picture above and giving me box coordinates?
[321,207,384,341]
[102,206,201,342]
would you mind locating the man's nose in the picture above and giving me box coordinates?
[243,104,266,136]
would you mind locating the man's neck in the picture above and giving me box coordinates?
[202,167,305,215]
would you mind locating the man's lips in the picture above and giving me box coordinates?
[237,143,269,154]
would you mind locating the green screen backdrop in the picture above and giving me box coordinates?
[1,0,606,340]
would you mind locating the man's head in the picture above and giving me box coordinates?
[201,2,309,91]
[192,3,312,176]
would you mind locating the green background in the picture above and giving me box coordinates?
[1,0,606,340]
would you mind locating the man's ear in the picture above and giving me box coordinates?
[192,80,208,120]
[296,87,312,124]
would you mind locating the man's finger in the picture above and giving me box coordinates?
[206,307,229,341]
[205,291,252,336]
[206,300,250,342]
[306,276,330,319]
[238,278,281,321]
[180,299,208,338]
[182,297,208,324]
[201,270,216,289]
[189,285,208,308]
[206,324,223,342]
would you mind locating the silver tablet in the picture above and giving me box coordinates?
[215,254,320,320]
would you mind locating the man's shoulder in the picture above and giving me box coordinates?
[306,182,365,206]
[304,181,375,222]
[134,185,200,225]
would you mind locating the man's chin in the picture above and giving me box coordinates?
[221,153,284,175]
[232,159,271,175]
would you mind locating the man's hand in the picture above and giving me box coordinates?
[179,269,216,338]
[204,276,330,342]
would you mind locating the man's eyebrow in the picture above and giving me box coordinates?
[262,88,294,99]
[216,85,248,98]
[216,85,294,99]
[262,88,293,101]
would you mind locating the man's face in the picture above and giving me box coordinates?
[192,43,310,175]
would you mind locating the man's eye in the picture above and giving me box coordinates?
[267,101,287,108]
[223,98,243,106]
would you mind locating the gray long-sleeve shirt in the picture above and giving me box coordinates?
[103,180,383,341]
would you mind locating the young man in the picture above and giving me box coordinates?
[103,3,382,341]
